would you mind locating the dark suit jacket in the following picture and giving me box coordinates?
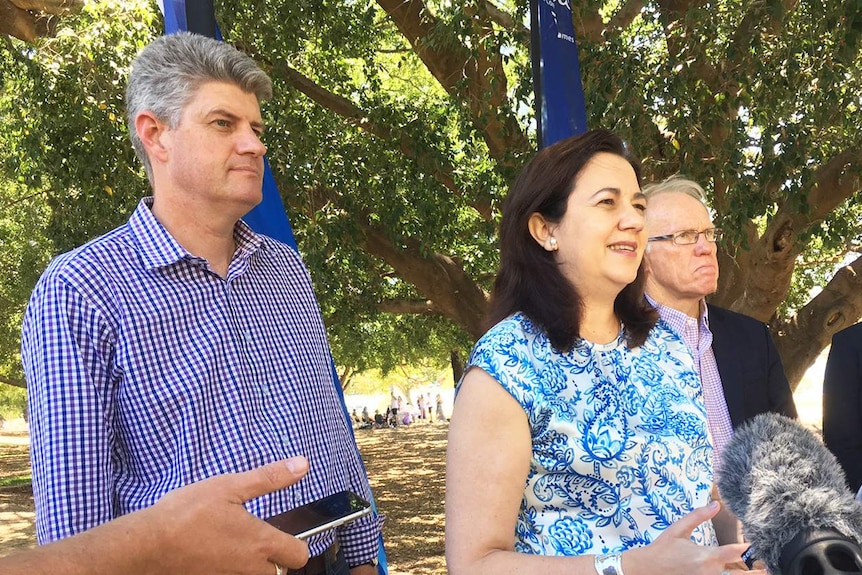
[708,304,798,429]
[822,322,862,493]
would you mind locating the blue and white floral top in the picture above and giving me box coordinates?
[463,312,717,556]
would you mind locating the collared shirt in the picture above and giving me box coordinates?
[647,297,734,468]
[22,199,380,564]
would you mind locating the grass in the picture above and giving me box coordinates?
[0,475,30,488]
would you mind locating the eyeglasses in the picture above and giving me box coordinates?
[647,228,723,245]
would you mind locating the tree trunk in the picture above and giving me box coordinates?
[450,350,464,387]
[0,376,26,390]
[774,256,862,390]
[0,0,82,42]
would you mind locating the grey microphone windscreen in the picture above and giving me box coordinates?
[717,413,862,573]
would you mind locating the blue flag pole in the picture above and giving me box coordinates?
[158,2,387,572]
[529,0,588,149]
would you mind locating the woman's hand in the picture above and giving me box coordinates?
[624,502,765,575]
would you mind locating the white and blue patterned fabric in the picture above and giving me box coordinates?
[463,312,717,556]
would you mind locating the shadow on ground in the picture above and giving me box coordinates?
[0,439,35,554]
[356,423,448,575]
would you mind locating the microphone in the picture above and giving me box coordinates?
[717,412,862,575]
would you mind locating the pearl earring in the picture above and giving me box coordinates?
[548,237,558,251]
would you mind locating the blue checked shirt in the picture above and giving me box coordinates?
[22,199,380,564]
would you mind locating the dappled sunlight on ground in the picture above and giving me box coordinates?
[0,504,35,549]
[0,436,33,554]
[355,422,448,575]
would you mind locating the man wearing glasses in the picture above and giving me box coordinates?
[641,175,797,545]
[641,175,797,462]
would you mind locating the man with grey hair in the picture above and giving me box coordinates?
[642,175,797,541]
[22,33,379,575]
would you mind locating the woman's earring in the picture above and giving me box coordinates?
[548,237,558,251]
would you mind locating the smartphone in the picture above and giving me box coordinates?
[265,490,373,540]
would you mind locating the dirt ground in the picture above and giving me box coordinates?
[0,422,448,574]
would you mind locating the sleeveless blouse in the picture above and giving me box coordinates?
[463,312,718,555]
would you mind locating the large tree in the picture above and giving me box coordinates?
[1,0,861,390]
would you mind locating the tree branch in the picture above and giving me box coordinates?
[712,219,760,308]
[313,186,489,338]
[260,58,494,220]
[337,366,356,391]
[1,187,50,208]
[805,146,862,223]
[10,0,82,12]
[378,299,437,315]
[0,0,82,42]
[573,0,644,43]
[376,0,529,166]
[573,3,605,43]
[0,375,26,389]
[361,223,489,339]
[0,0,40,42]
[483,1,519,32]
[607,0,645,37]
[775,254,862,387]
[655,0,724,91]
[766,146,862,258]
[727,0,800,72]
[723,147,862,320]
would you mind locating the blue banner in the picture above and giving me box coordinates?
[161,0,186,32]
[530,0,588,148]
[244,157,298,249]
[157,3,387,572]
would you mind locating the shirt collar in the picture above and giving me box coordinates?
[129,198,264,271]
[645,294,711,332]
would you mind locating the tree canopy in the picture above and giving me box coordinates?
[1,0,861,390]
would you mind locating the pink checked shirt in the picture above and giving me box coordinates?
[648,297,734,470]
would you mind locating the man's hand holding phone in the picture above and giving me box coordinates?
[265,490,374,540]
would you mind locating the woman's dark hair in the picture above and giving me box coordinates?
[487,129,657,350]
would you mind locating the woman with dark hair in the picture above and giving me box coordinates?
[446,130,754,575]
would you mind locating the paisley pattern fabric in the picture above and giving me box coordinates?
[464,312,717,555]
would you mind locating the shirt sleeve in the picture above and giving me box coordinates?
[335,495,382,567]
[280,253,383,564]
[463,319,533,412]
[21,268,117,544]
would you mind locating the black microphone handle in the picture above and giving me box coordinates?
[779,528,862,575]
